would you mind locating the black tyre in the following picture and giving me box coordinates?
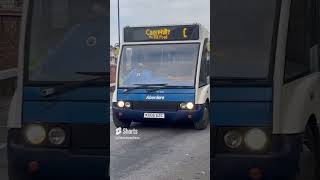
[113,116,131,128]
[296,123,320,180]
[193,103,209,130]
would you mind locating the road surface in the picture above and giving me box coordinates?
[110,115,210,180]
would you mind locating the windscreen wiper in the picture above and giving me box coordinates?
[41,72,108,97]
[123,83,168,93]
[76,71,109,76]
[145,84,170,93]
[144,85,193,92]
[134,83,168,86]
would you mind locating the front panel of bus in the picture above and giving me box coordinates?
[211,0,300,179]
[113,42,205,123]
[7,0,109,179]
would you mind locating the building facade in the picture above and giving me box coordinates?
[0,0,22,95]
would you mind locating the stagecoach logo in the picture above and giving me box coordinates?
[86,36,97,47]
[146,95,165,100]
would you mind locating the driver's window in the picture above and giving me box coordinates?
[51,0,69,29]
[284,0,311,82]
[206,41,210,77]
[199,39,208,87]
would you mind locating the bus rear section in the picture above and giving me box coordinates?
[7,0,109,179]
[112,24,210,130]
[211,0,320,179]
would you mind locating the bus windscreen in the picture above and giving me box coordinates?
[124,25,200,42]
[118,43,200,88]
[26,0,108,82]
[211,0,279,79]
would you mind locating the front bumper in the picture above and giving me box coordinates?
[212,135,301,180]
[112,104,204,123]
[7,144,108,180]
[213,153,298,180]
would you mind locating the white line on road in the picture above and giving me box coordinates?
[0,143,7,150]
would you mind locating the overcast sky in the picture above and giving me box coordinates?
[110,0,210,45]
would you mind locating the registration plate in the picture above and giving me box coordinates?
[143,113,165,119]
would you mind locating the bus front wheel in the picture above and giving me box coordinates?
[295,123,320,180]
[113,116,131,128]
[193,103,209,130]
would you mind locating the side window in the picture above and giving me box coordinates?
[310,0,319,72]
[199,39,208,87]
[206,41,210,77]
[310,0,318,47]
[317,0,320,71]
[284,0,311,82]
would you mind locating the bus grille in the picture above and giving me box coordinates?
[132,101,179,110]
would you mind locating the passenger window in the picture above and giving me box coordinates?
[317,0,320,71]
[310,0,319,72]
[199,39,208,87]
[206,41,210,77]
[310,0,318,47]
[284,0,311,82]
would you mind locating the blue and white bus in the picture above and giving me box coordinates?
[7,0,109,179]
[211,0,320,179]
[112,24,210,130]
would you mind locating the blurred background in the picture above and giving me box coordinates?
[0,1,23,179]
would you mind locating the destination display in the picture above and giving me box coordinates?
[124,25,200,42]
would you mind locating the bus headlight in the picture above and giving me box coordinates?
[48,127,66,145]
[124,102,131,108]
[117,101,125,108]
[180,103,187,109]
[25,125,46,145]
[244,128,267,151]
[180,102,194,110]
[186,102,194,110]
[224,130,242,149]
